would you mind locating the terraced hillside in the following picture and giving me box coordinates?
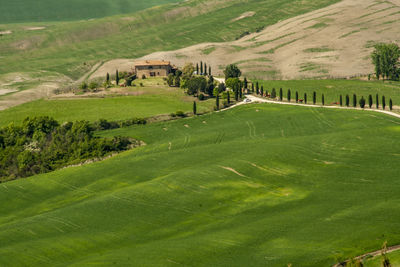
[0,104,399,266]
[0,0,183,23]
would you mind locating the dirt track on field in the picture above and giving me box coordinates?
[90,0,400,80]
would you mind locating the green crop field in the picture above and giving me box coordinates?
[257,79,400,107]
[0,0,183,23]
[0,85,215,126]
[0,0,339,80]
[1,103,399,266]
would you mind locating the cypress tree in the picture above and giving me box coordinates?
[196,63,199,74]
[346,94,350,107]
[244,77,248,89]
[287,89,291,102]
[261,86,264,96]
[382,95,386,110]
[389,99,393,111]
[256,82,259,95]
[204,63,207,75]
[116,70,119,85]
[251,83,254,93]
[295,91,299,103]
[239,87,243,99]
[353,94,357,107]
[279,88,283,101]
[340,95,343,106]
[359,96,366,108]
[209,66,211,76]
[376,94,379,109]
[106,72,110,83]
[193,101,197,115]
[312,91,316,105]
[304,93,307,104]
[368,94,373,108]
[216,94,219,110]
[200,61,203,74]
[271,88,276,98]
[322,94,325,106]
[227,91,230,104]
[235,85,239,101]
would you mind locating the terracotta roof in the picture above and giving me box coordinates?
[134,60,171,67]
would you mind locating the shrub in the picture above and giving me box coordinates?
[80,82,88,91]
[141,74,146,79]
[271,88,276,98]
[175,111,186,117]
[198,93,205,101]
[89,82,98,91]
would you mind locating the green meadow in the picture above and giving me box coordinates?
[0,0,182,23]
[257,79,400,106]
[0,0,339,79]
[0,103,399,266]
[364,250,400,266]
[0,85,214,126]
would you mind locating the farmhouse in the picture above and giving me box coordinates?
[134,60,175,78]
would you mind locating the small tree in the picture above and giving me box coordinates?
[244,77,248,89]
[239,87,243,99]
[382,95,386,110]
[167,73,175,87]
[217,82,226,93]
[368,94,373,108]
[224,64,241,80]
[216,94,220,110]
[313,91,316,105]
[271,88,276,98]
[193,101,197,115]
[376,94,379,109]
[353,94,357,107]
[256,82,259,95]
[279,88,283,101]
[204,63,207,75]
[200,61,203,75]
[287,89,291,102]
[261,86,264,96]
[251,83,254,93]
[234,85,239,101]
[359,96,366,108]
[116,70,119,85]
[295,91,299,103]
[106,73,110,83]
[346,94,350,107]
[304,93,307,104]
[340,95,343,106]
[227,91,230,104]
[196,63,199,74]
[322,94,325,106]
[389,98,393,110]
[209,66,211,76]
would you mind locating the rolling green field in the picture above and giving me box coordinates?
[0,85,214,126]
[0,103,399,266]
[0,0,182,23]
[364,250,400,266]
[0,0,339,79]
[258,79,400,107]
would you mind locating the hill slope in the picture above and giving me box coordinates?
[0,0,183,23]
[0,104,399,266]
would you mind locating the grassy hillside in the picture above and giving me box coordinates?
[0,0,339,79]
[0,83,215,126]
[0,104,399,266]
[364,251,400,266]
[0,0,182,23]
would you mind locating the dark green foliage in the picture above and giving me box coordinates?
[271,88,276,99]
[80,82,88,90]
[371,43,400,80]
[200,61,203,75]
[216,95,220,110]
[116,69,119,85]
[279,88,283,101]
[198,94,205,101]
[125,75,136,87]
[296,91,299,103]
[251,83,254,93]
[287,89,291,102]
[389,99,393,110]
[359,96,366,108]
[376,94,379,109]
[217,82,226,94]
[304,93,307,104]
[382,95,386,110]
[226,78,240,90]
[368,95,373,108]
[209,66,211,76]
[256,82,259,95]
[239,87,242,99]
[167,73,175,87]
[206,76,215,95]
[322,94,325,106]
[244,77,248,89]
[234,85,239,101]
[106,73,110,83]
[204,63,208,76]
[0,117,137,181]
[224,64,241,80]
[196,63,199,74]
[193,101,197,115]
[175,111,186,117]
[313,91,316,105]
[353,94,357,108]
[227,91,230,104]
[187,76,207,96]
[340,95,343,106]
[261,86,264,96]
[346,95,350,107]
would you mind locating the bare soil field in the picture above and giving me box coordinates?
[90,0,400,80]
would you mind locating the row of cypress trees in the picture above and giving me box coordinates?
[196,61,212,76]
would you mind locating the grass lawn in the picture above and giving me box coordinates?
[364,250,400,266]
[0,103,399,266]
[0,83,215,126]
[257,79,400,107]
